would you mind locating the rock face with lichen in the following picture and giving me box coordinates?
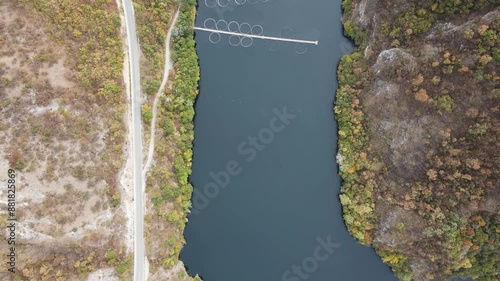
[336,0,499,280]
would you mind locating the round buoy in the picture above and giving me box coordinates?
[241,37,253,47]
[229,35,242,47]
[209,32,221,44]
[203,18,216,29]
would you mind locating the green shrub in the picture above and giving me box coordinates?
[142,104,153,122]
[104,249,117,265]
[161,185,180,199]
[163,117,175,135]
[145,79,161,95]
[436,95,454,112]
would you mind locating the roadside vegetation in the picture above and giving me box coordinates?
[134,0,175,96]
[336,0,499,280]
[138,1,201,280]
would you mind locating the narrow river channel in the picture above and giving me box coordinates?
[181,1,399,280]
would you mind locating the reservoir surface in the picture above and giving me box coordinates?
[181,0,399,280]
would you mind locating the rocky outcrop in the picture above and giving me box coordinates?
[337,1,499,280]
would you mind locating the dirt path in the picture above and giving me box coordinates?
[142,8,181,179]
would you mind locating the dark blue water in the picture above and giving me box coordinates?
[181,1,399,280]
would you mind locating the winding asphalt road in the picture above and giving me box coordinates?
[122,0,145,280]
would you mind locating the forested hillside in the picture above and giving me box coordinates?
[336,0,499,280]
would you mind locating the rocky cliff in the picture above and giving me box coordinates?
[336,0,499,280]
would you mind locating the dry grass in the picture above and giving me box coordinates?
[0,1,130,280]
